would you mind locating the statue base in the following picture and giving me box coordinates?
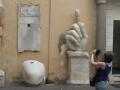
[67,50,90,84]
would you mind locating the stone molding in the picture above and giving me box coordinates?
[96,0,107,4]
[67,50,89,58]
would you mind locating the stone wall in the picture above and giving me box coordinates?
[0,0,96,82]
[0,0,50,83]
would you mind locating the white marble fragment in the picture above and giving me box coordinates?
[0,69,5,87]
[22,60,46,85]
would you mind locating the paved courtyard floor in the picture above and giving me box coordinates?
[0,84,120,90]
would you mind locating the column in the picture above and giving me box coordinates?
[96,0,107,51]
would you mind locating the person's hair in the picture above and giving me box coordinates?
[95,49,102,57]
[104,52,113,63]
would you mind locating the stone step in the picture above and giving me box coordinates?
[110,75,120,85]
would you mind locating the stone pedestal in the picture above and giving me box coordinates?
[67,51,89,84]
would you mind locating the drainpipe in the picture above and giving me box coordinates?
[48,0,52,80]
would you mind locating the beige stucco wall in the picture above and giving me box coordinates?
[0,0,50,82]
[0,0,96,83]
[49,0,96,80]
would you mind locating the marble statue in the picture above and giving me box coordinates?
[57,9,89,84]
[57,21,88,83]
[58,22,88,53]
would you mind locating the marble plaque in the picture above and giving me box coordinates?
[18,4,40,52]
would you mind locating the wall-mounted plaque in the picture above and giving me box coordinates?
[18,4,40,52]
